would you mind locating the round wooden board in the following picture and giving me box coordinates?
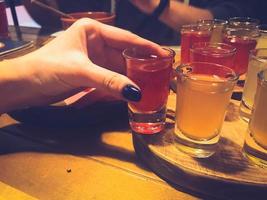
[133,92,267,199]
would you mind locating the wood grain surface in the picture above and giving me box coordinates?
[133,92,267,199]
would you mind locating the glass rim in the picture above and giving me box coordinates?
[175,62,239,83]
[181,23,198,29]
[191,42,237,56]
[122,47,175,61]
[257,24,267,33]
[250,48,267,63]
[224,27,260,38]
[181,23,212,31]
[197,19,228,25]
[229,17,260,24]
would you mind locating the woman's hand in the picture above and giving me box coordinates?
[0,18,165,113]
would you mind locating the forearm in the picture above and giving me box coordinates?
[0,56,40,114]
[159,1,213,30]
[130,0,213,30]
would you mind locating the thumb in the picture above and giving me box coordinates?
[80,62,142,102]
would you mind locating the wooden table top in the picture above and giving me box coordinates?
[0,26,201,200]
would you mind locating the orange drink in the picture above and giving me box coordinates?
[250,70,267,149]
[176,75,234,140]
[240,49,267,122]
[174,62,238,158]
[243,69,267,167]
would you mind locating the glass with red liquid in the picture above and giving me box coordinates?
[223,28,260,75]
[197,19,228,43]
[190,42,236,70]
[123,48,174,134]
[180,24,212,64]
[0,0,8,38]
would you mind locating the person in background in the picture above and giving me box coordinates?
[22,0,258,45]
[22,0,111,28]
[0,18,165,114]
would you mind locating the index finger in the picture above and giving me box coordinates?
[99,23,168,56]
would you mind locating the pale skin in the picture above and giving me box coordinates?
[0,18,166,114]
[130,0,213,30]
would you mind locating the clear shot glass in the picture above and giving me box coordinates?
[197,19,228,43]
[180,24,212,64]
[123,48,174,134]
[240,49,267,122]
[190,42,236,70]
[243,69,267,168]
[174,62,238,158]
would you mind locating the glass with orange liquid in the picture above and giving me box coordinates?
[174,62,238,158]
[240,49,267,122]
[223,27,260,75]
[180,24,212,64]
[123,48,174,134]
[243,69,267,168]
[190,42,236,69]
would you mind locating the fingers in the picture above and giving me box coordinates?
[71,89,119,108]
[100,23,167,56]
[77,18,166,56]
[80,62,141,102]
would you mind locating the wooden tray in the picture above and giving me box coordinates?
[133,93,267,199]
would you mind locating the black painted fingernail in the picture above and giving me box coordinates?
[122,84,141,102]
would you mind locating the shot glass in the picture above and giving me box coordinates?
[243,69,267,168]
[123,48,174,134]
[180,24,212,64]
[256,24,267,48]
[223,27,260,75]
[0,0,8,38]
[240,49,267,122]
[190,42,236,69]
[174,62,238,158]
[228,17,260,29]
[197,19,228,43]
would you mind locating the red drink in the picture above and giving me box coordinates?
[181,24,211,64]
[190,42,236,70]
[223,27,259,75]
[223,36,257,75]
[127,60,172,112]
[123,48,174,134]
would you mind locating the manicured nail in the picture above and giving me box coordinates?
[122,84,141,102]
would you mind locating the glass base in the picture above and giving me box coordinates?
[128,107,166,134]
[239,100,252,123]
[243,131,267,168]
[173,128,220,158]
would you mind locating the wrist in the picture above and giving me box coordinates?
[131,0,160,14]
[0,56,39,113]
[150,0,170,19]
